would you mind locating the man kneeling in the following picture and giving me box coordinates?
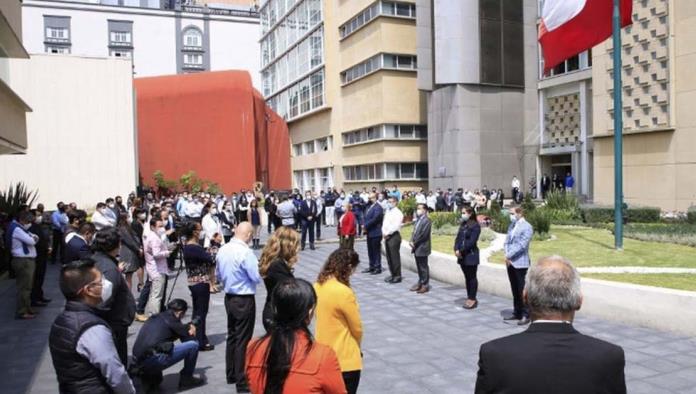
[132,298,205,391]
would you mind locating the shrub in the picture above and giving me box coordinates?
[538,206,582,223]
[522,193,536,213]
[489,209,511,234]
[617,223,696,247]
[545,190,580,211]
[527,209,551,235]
[479,227,497,244]
[398,197,417,219]
[687,206,696,224]
[432,224,460,236]
[430,212,460,229]
[488,200,502,215]
[581,205,614,223]
[0,182,38,219]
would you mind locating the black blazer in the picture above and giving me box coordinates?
[475,323,626,394]
[299,199,317,221]
[262,259,294,330]
[454,221,480,266]
[64,235,91,263]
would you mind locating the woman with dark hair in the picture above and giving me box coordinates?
[117,213,142,289]
[454,206,481,309]
[314,249,362,394]
[90,226,136,365]
[202,201,223,249]
[247,198,262,249]
[246,278,346,394]
[259,227,301,331]
[181,220,216,351]
[497,188,505,208]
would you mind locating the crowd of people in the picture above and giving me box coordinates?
[0,183,625,394]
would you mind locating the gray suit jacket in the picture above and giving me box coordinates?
[410,216,431,257]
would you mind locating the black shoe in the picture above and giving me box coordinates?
[370,269,382,275]
[301,245,305,251]
[390,276,402,284]
[409,284,422,292]
[200,343,215,351]
[361,268,374,274]
[462,300,479,310]
[41,298,52,303]
[503,315,521,321]
[310,245,315,250]
[517,317,531,326]
[178,375,205,390]
[31,301,49,307]
[236,383,251,393]
[384,276,393,283]
[141,372,163,391]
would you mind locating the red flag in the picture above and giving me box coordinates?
[539,0,632,72]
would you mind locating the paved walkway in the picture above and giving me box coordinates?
[3,226,696,393]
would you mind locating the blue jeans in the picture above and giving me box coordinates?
[141,340,199,377]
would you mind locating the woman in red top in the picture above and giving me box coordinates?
[338,202,356,250]
[246,278,346,394]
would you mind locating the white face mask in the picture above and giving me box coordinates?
[210,208,217,214]
[157,227,166,236]
[100,277,113,304]
[462,214,470,221]
[510,214,517,222]
[35,216,43,224]
[416,209,425,217]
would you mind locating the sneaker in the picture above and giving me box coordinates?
[178,375,205,390]
[134,313,149,322]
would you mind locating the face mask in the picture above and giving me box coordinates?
[510,214,517,222]
[416,209,424,217]
[108,203,115,208]
[340,194,345,198]
[157,227,166,236]
[461,214,470,221]
[387,202,394,210]
[35,216,43,224]
[23,223,32,230]
[378,195,384,201]
[210,208,217,214]
[100,277,113,304]
[137,214,146,220]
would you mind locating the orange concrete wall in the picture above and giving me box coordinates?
[134,70,290,193]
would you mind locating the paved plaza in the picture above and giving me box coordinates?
[2,228,696,393]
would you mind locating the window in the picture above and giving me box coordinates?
[382,1,416,17]
[184,53,203,65]
[342,124,427,145]
[293,143,303,156]
[341,53,416,84]
[183,28,203,48]
[46,27,69,41]
[46,45,70,54]
[479,0,524,87]
[44,16,71,53]
[304,141,315,155]
[541,50,592,79]
[268,68,324,120]
[110,31,131,45]
[109,49,132,58]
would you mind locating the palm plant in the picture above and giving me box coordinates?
[0,182,39,219]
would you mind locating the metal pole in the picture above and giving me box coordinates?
[612,0,624,250]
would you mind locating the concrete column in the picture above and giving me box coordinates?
[579,81,589,197]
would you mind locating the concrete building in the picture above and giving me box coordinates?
[0,0,31,155]
[0,54,137,207]
[260,0,428,193]
[416,0,539,195]
[21,0,262,87]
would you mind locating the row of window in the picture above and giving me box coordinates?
[293,167,334,192]
[267,68,325,121]
[341,53,417,84]
[292,136,333,157]
[262,27,323,97]
[260,0,322,67]
[342,124,427,146]
[339,1,416,39]
[343,162,428,182]
[541,50,592,79]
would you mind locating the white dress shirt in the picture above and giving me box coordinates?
[381,206,404,237]
[11,225,37,258]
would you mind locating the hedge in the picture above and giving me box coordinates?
[430,212,460,229]
[581,205,661,223]
[617,223,696,248]
[688,206,696,225]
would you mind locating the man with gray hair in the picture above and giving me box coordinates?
[475,256,626,394]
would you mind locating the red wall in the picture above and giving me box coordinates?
[134,71,290,193]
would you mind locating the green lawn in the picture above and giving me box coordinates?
[488,225,696,269]
[400,224,492,256]
[583,273,696,292]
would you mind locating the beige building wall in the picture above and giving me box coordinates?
[289,0,426,192]
[593,0,696,210]
[0,55,137,208]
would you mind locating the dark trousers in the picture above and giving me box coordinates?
[460,264,478,300]
[415,255,429,286]
[224,294,255,385]
[366,236,382,271]
[340,235,354,250]
[136,279,151,314]
[167,244,179,271]
[50,229,64,263]
[507,265,528,318]
[384,232,402,278]
[315,214,322,239]
[342,370,361,394]
[354,211,364,235]
[189,283,210,346]
[112,324,129,366]
[31,253,48,303]
[301,219,315,247]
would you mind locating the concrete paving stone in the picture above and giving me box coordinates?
[0,231,692,394]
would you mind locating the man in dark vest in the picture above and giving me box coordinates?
[49,258,135,393]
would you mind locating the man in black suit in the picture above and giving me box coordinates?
[64,222,95,263]
[299,191,317,250]
[541,173,551,199]
[475,255,626,394]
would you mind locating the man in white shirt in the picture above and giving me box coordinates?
[426,192,437,212]
[415,190,427,205]
[314,191,324,240]
[381,196,404,284]
[9,211,39,319]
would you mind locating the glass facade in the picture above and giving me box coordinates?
[340,53,417,84]
[339,1,416,39]
[344,162,428,181]
[260,0,325,120]
[343,124,427,145]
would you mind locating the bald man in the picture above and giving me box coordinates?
[215,221,261,392]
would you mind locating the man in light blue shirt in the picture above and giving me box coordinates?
[215,222,260,392]
[504,206,534,326]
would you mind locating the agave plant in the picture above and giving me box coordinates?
[0,182,39,219]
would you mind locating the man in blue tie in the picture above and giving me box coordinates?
[362,193,384,274]
[299,191,318,250]
[503,206,534,325]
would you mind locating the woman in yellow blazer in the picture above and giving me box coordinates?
[314,248,363,394]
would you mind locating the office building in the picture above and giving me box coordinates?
[260,0,428,192]
[21,0,262,86]
[0,0,31,155]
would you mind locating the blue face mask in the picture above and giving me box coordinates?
[510,214,517,223]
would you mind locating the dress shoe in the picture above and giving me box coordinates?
[517,317,531,326]
[310,245,316,250]
[236,383,251,393]
[503,315,521,321]
[390,276,402,284]
[41,297,52,303]
[384,276,393,283]
[409,283,422,292]
[31,301,49,307]
[200,343,215,351]
[361,268,374,274]
[301,245,305,251]
[462,300,478,310]
[370,269,382,275]
[135,313,149,322]
[178,375,205,390]
[416,285,430,294]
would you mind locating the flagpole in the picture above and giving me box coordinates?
[612,0,624,250]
